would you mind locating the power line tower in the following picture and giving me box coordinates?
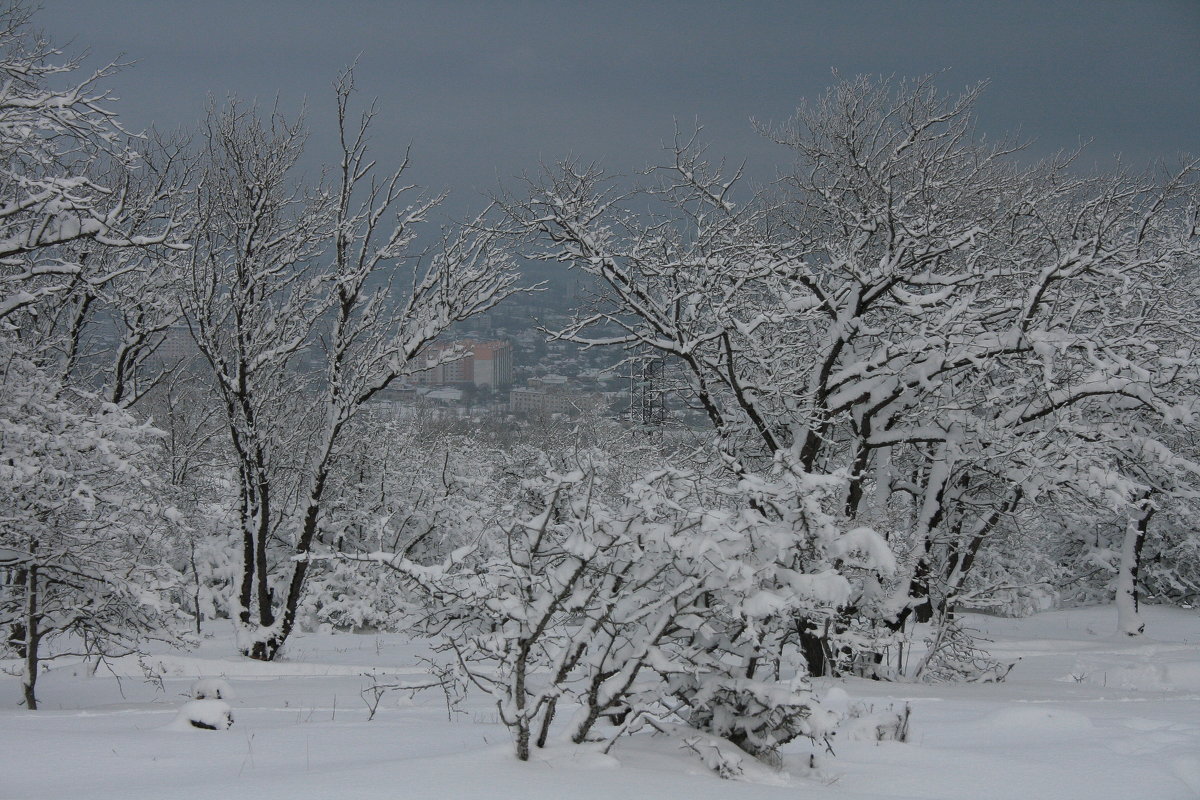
[629,355,666,431]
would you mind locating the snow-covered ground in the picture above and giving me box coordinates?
[2,604,1198,800]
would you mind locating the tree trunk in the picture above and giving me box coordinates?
[536,695,557,749]
[240,468,280,661]
[797,616,828,677]
[188,542,203,635]
[238,483,255,627]
[254,475,274,630]
[22,563,39,710]
[1116,500,1153,637]
[274,469,333,662]
[6,567,27,658]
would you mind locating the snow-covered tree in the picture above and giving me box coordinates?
[294,413,506,632]
[182,71,518,660]
[503,75,1199,670]
[0,2,189,708]
[0,359,187,709]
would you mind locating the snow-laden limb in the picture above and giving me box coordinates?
[0,5,183,325]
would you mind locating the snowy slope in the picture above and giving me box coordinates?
[1,604,1197,800]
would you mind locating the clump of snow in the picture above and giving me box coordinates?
[820,686,850,715]
[829,527,897,574]
[169,699,233,731]
[190,677,235,700]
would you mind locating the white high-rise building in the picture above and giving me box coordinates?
[470,340,512,388]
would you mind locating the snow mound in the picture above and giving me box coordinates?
[981,706,1093,737]
[190,677,235,700]
[1061,649,1200,692]
[1068,662,1172,691]
[169,699,233,731]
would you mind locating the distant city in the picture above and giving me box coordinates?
[146,262,668,423]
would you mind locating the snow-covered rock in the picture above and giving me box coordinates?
[170,699,234,731]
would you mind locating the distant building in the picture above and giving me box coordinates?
[510,386,573,416]
[528,375,568,393]
[509,374,600,417]
[470,340,513,388]
[413,339,512,388]
[424,387,464,405]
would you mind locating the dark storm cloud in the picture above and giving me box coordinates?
[36,0,1200,214]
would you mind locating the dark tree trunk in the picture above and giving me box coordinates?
[21,564,39,710]
[7,567,28,658]
[797,617,828,678]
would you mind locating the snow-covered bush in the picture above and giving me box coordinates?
[656,463,897,751]
[298,558,413,632]
[1141,517,1200,607]
[360,458,895,769]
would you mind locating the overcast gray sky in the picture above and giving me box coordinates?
[36,1,1200,217]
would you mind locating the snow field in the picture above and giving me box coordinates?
[2,604,1198,800]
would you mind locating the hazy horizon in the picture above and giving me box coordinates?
[36,1,1200,217]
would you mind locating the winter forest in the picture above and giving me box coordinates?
[2,2,1199,797]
